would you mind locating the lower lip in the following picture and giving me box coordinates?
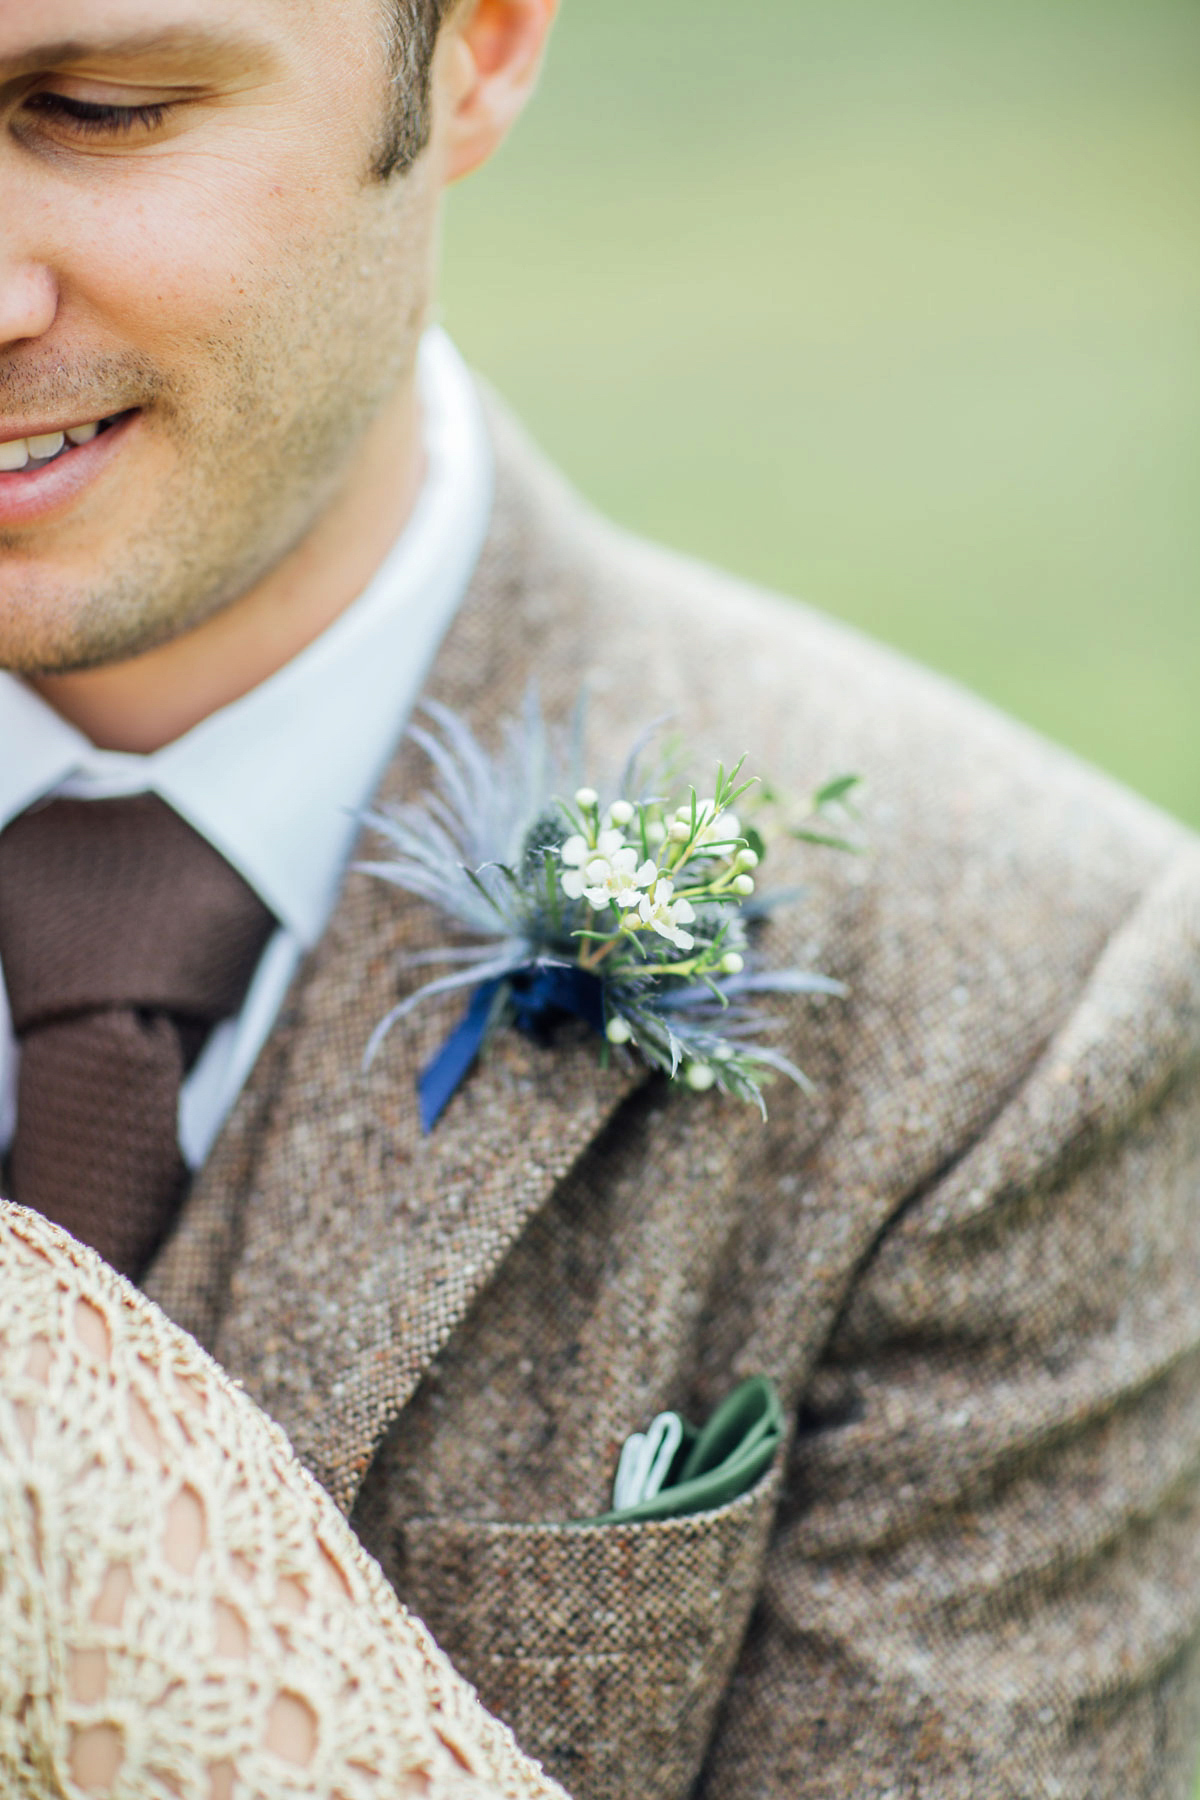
[0,412,139,528]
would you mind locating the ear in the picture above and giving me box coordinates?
[438,0,559,184]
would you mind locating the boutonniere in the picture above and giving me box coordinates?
[359,694,858,1132]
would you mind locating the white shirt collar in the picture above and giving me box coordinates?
[0,327,493,947]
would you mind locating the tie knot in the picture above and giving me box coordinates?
[0,793,276,1033]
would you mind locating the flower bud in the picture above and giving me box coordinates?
[675,804,694,823]
[606,1017,633,1045]
[668,819,691,843]
[574,786,599,810]
[684,1062,716,1092]
[732,874,756,896]
[609,799,635,827]
[734,847,759,872]
[646,819,667,845]
[720,952,745,975]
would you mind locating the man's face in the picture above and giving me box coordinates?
[0,0,443,675]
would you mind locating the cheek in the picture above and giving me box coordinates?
[55,155,363,375]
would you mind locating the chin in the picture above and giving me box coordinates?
[0,579,159,679]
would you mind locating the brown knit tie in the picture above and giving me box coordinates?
[0,794,276,1278]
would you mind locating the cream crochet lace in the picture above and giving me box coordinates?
[0,1201,567,1800]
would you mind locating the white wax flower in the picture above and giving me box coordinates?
[638,877,697,950]
[564,840,657,911]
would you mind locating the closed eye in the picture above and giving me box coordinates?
[23,92,172,138]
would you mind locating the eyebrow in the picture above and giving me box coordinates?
[0,26,279,86]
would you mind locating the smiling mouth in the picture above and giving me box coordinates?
[0,412,134,474]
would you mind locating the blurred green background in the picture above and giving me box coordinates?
[440,0,1200,828]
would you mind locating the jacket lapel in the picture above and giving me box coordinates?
[146,400,650,1513]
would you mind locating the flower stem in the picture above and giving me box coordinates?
[579,935,623,972]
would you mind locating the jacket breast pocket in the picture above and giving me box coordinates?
[392,1463,781,1800]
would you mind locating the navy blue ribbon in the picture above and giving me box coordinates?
[418,964,608,1133]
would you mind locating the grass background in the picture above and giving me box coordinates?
[440,0,1200,830]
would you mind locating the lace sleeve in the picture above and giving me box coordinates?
[0,1200,568,1800]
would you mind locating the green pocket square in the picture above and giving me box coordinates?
[586,1375,784,1525]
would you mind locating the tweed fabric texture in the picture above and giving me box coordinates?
[393,1466,782,1795]
[0,794,275,1275]
[145,398,1200,1798]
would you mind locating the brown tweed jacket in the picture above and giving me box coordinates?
[144,397,1200,1800]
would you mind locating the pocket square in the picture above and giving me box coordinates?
[587,1375,784,1525]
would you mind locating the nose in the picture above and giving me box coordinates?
[0,258,58,348]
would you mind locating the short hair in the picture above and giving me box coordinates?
[374,0,459,181]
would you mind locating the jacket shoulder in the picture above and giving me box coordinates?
[484,385,1192,971]
[487,389,1183,855]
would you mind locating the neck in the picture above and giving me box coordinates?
[30,383,424,755]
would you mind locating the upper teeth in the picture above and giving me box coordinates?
[0,421,102,472]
